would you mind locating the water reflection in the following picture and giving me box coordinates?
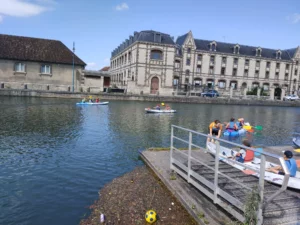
[1,97,300,225]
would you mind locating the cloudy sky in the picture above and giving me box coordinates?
[0,0,300,69]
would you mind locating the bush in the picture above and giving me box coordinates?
[246,87,268,96]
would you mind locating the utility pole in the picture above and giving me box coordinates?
[72,42,75,92]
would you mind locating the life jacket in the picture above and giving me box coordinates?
[228,121,236,130]
[244,149,254,162]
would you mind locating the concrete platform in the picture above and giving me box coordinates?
[141,149,234,225]
[141,146,300,225]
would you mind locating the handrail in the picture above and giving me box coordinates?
[172,124,281,159]
[171,124,292,224]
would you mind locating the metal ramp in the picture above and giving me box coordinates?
[170,125,300,225]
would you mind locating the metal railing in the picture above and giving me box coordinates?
[170,125,290,225]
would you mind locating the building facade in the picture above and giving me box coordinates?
[0,34,86,91]
[110,30,300,96]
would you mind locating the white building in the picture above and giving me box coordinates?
[110,30,300,96]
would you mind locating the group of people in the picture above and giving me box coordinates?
[81,96,100,103]
[225,117,245,131]
[208,119,298,177]
[154,102,171,110]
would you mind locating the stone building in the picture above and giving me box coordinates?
[110,30,300,96]
[0,34,86,91]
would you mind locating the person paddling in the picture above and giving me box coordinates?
[226,118,238,131]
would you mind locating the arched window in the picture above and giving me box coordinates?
[256,48,262,57]
[276,50,281,59]
[234,45,240,54]
[185,69,190,76]
[150,49,163,60]
[210,41,217,51]
[194,78,202,87]
[173,76,179,86]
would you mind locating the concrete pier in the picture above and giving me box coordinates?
[141,146,300,225]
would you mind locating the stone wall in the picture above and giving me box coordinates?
[1,88,300,107]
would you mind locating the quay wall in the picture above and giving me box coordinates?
[0,89,300,107]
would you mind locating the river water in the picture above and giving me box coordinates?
[0,97,300,225]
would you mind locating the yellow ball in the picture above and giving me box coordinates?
[145,210,157,224]
[161,103,165,106]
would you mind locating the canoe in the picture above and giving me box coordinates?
[293,137,300,148]
[206,142,300,190]
[223,128,246,137]
[145,108,176,113]
[76,102,109,105]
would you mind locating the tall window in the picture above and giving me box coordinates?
[173,77,179,86]
[150,50,163,60]
[209,66,214,74]
[256,60,260,67]
[194,79,202,86]
[128,52,132,62]
[234,46,239,54]
[296,60,299,65]
[256,48,262,57]
[232,68,237,76]
[41,65,51,74]
[275,72,279,80]
[265,71,269,79]
[197,54,202,61]
[210,55,215,64]
[254,70,259,78]
[185,70,190,76]
[266,62,270,68]
[222,57,226,64]
[285,73,289,81]
[187,48,191,54]
[186,58,191,66]
[221,67,225,75]
[245,59,249,66]
[276,63,280,69]
[218,81,226,88]
[244,69,248,77]
[295,69,298,76]
[175,60,180,68]
[276,51,281,59]
[234,58,238,65]
[286,64,290,70]
[196,65,201,73]
[14,62,26,72]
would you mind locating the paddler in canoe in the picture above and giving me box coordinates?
[225,118,238,132]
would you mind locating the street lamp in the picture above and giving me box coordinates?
[72,42,75,92]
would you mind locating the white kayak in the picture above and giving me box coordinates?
[293,137,300,148]
[145,108,176,113]
[206,142,300,190]
[76,102,109,105]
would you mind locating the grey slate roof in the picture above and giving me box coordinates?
[0,34,86,66]
[111,30,175,57]
[176,33,296,61]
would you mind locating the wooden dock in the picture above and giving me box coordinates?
[141,146,300,225]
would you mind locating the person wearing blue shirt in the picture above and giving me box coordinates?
[267,150,298,177]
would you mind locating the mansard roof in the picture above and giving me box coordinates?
[176,33,296,60]
[0,34,86,66]
[111,30,175,58]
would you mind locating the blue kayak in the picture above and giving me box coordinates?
[76,102,109,105]
[223,130,239,136]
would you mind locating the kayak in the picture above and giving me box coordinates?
[293,137,300,148]
[223,128,246,137]
[145,108,176,113]
[76,102,109,105]
[206,142,300,190]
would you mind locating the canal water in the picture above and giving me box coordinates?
[0,97,300,225]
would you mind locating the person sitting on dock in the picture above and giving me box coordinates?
[232,140,254,163]
[266,150,298,177]
[208,120,223,143]
[226,118,238,131]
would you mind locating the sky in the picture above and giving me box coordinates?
[0,0,300,70]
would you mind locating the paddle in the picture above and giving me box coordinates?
[294,149,300,153]
[252,125,263,130]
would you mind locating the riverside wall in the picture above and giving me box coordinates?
[0,89,300,107]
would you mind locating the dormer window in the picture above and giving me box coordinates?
[187,48,191,54]
[210,41,217,51]
[276,50,281,59]
[256,47,262,57]
[234,45,240,54]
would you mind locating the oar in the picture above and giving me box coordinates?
[252,125,263,130]
[294,149,300,153]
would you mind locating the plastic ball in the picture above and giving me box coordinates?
[145,210,157,224]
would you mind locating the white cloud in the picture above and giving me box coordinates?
[0,0,55,22]
[115,3,129,11]
[287,13,300,24]
[86,62,97,69]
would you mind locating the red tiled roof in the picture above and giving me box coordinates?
[100,66,110,71]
